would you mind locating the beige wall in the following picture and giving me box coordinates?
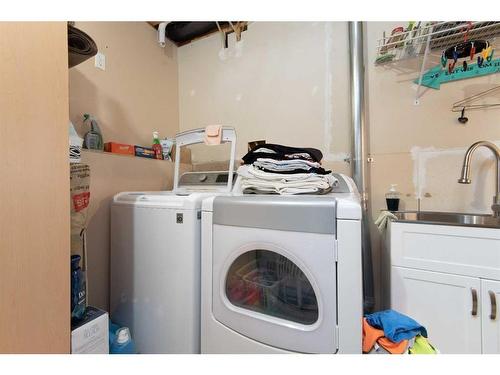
[0,22,70,353]
[70,22,179,145]
[69,22,182,310]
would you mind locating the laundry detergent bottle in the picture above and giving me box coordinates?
[385,184,400,211]
[110,327,137,354]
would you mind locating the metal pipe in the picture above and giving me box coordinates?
[349,21,375,313]
[158,22,168,47]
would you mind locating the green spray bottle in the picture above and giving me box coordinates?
[82,113,104,150]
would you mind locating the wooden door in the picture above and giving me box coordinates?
[0,22,70,353]
[391,266,482,353]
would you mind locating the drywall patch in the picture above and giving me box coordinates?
[411,145,467,200]
[411,141,500,200]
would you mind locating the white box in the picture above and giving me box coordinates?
[71,306,109,354]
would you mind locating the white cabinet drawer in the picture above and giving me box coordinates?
[390,222,500,279]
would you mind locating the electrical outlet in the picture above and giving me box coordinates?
[94,52,106,71]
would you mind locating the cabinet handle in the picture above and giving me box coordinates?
[471,288,478,316]
[489,291,497,320]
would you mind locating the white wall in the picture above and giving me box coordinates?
[178,22,351,173]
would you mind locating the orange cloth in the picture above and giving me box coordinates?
[362,318,409,354]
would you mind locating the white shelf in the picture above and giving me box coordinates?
[81,148,172,162]
[375,21,500,65]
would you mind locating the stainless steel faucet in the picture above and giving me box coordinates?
[458,141,500,217]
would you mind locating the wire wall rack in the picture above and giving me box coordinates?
[375,21,500,104]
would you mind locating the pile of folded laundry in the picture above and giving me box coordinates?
[237,143,338,195]
[363,309,438,354]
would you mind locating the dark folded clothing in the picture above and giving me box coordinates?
[255,166,332,175]
[242,143,323,164]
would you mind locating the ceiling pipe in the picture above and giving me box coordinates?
[348,21,375,313]
[158,22,169,47]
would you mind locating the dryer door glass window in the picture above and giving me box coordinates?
[225,250,318,325]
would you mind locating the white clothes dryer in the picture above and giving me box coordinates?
[110,127,236,354]
[200,174,362,353]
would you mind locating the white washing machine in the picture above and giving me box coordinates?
[200,174,362,353]
[110,127,236,354]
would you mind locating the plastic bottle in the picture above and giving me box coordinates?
[82,113,104,150]
[108,319,121,349]
[71,255,87,322]
[386,184,400,211]
[110,327,137,354]
[152,131,163,160]
[160,138,175,161]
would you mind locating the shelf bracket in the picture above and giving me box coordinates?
[414,25,434,105]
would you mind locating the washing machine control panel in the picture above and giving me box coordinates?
[179,171,233,187]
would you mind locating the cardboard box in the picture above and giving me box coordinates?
[71,306,109,354]
[170,145,192,164]
[104,142,135,156]
[134,145,155,159]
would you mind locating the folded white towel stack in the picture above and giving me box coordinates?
[239,143,337,195]
[238,165,338,195]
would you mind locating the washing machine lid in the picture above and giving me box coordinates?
[113,171,233,210]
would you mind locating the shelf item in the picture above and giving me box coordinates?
[414,57,500,90]
[104,142,135,156]
[69,121,83,164]
[68,24,98,68]
[452,85,500,112]
[134,145,155,159]
[375,21,500,104]
[375,21,500,66]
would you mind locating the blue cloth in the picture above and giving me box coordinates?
[366,309,427,343]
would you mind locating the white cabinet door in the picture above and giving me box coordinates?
[391,266,482,354]
[481,279,500,354]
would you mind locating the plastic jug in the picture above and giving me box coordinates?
[82,113,104,150]
[108,320,121,348]
[110,327,136,354]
